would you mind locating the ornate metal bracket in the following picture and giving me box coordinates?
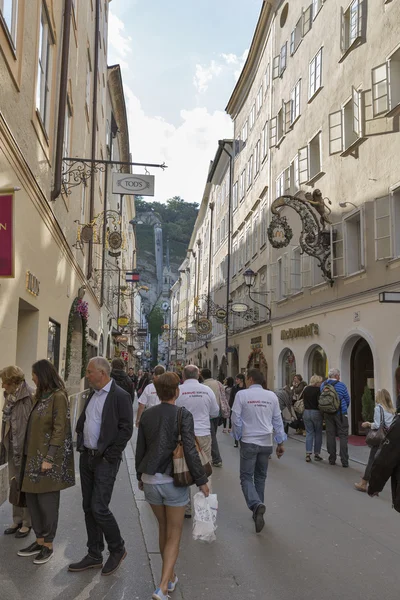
[195,294,259,324]
[267,189,333,285]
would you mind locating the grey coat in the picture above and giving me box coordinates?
[2,381,34,469]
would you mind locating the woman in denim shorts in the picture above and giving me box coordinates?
[136,372,209,600]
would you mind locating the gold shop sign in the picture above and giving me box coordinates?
[26,271,40,297]
[281,323,319,340]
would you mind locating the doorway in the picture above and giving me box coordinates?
[351,338,374,435]
[308,345,327,380]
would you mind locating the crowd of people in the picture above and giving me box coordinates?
[1,358,400,600]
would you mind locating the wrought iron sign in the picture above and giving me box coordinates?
[74,210,125,254]
[194,294,259,325]
[268,189,333,284]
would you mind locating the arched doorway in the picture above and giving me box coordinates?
[247,349,268,387]
[219,355,227,382]
[351,338,374,435]
[213,354,219,379]
[280,348,296,387]
[307,345,327,379]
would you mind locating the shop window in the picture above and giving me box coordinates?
[48,319,61,371]
[371,47,400,118]
[0,0,18,45]
[36,2,55,132]
[308,346,327,379]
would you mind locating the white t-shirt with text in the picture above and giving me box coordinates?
[176,379,220,436]
[138,383,160,408]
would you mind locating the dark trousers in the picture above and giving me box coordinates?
[210,417,222,463]
[324,412,349,466]
[25,491,60,543]
[363,446,379,481]
[80,451,124,559]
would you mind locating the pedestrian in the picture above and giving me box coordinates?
[355,389,396,492]
[138,371,151,398]
[222,377,234,433]
[110,358,134,400]
[17,360,75,564]
[320,368,350,467]
[395,366,400,412]
[201,368,229,467]
[302,375,324,463]
[230,374,246,447]
[176,365,219,517]
[231,369,286,533]
[136,372,209,600]
[136,365,166,427]
[275,385,295,434]
[368,412,400,509]
[292,374,307,435]
[0,366,34,539]
[136,369,144,391]
[69,357,133,576]
[128,367,138,390]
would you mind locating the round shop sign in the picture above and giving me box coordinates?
[267,215,293,249]
[196,318,212,336]
[108,231,123,250]
[231,302,249,314]
[215,308,227,321]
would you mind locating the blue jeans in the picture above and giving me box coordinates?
[240,442,273,512]
[303,409,323,454]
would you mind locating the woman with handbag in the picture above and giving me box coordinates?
[302,375,324,463]
[136,372,210,600]
[0,366,34,538]
[355,389,395,492]
[17,360,75,564]
[292,374,307,436]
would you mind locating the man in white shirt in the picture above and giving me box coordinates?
[232,369,286,533]
[135,365,165,427]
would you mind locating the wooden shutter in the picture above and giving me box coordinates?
[273,55,280,79]
[352,86,361,137]
[328,110,343,154]
[330,222,345,277]
[371,63,389,117]
[303,5,312,35]
[284,100,292,133]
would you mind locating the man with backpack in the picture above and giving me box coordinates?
[320,368,350,467]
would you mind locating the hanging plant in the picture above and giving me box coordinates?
[65,297,90,380]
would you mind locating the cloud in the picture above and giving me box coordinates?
[193,60,223,94]
[193,49,249,94]
[108,13,132,68]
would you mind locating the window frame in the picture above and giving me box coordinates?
[36,2,55,134]
[290,79,301,125]
[0,0,18,47]
[309,47,323,101]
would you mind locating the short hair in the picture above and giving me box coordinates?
[294,374,303,382]
[89,357,111,376]
[0,365,25,385]
[201,368,212,380]
[183,365,199,380]
[111,358,125,370]
[328,368,340,378]
[247,369,265,385]
[128,367,134,372]
[153,365,166,377]
[310,374,323,386]
[154,372,180,401]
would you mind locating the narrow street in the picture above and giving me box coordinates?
[1,427,399,600]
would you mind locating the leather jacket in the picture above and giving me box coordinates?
[369,415,400,512]
[136,403,208,487]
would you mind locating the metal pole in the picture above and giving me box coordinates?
[221,143,233,366]
[116,264,121,327]
[100,161,109,306]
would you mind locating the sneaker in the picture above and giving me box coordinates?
[168,575,178,592]
[234,441,238,448]
[253,503,266,534]
[101,547,127,576]
[17,541,43,557]
[68,554,103,572]
[314,455,323,461]
[152,588,170,600]
[33,546,53,564]
[212,461,222,468]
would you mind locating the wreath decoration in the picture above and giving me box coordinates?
[267,215,293,249]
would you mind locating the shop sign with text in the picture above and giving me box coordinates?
[0,192,14,277]
[112,173,155,196]
[281,323,319,340]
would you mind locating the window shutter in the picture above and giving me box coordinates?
[298,146,308,183]
[270,262,277,298]
[273,55,280,79]
[284,100,292,133]
[303,5,312,36]
[330,222,345,277]
[328,110,343,155]
[340,6,346,53]
[290,30,295,55]
[283,252,290,296]
[355,0,363,39]
[374,195,392,260]
[270,117,277,147]
[280,42,287,76]
[371,63,389,117]
[352,86,361,137]
[284,167,291,195]
[301,254,312,288]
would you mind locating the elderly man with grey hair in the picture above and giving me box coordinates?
[320,367,351,467]
[70,357,133,576]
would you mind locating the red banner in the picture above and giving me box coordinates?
[0,193,14,277]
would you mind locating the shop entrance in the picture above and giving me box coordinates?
[16,298,39,387]
[307,345,327,380]
[280,348,296,388]
[350,338,374,435]
[247,349,268,387]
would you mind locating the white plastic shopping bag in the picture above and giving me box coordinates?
[192,492,218,543]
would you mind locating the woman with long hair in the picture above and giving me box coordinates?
[136,372,209,600]
[302,375,323,462]
[17,360,75,564]
[355,388,396,492]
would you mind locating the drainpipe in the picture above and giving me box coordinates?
[88,0,101,279]
[51,0,73,201]
[221,142,234,366]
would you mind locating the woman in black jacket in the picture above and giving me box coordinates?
[136,372,209,600]
[368,415,400,512]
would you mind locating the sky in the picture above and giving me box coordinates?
[107,0,262,206]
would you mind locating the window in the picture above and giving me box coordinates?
[328,88,363,155]
[298,146,308,183]
[331,222,344,277]
[221,217,226,241]
[312,257,325,286]
[313,0,323,18]
[48,319,61,370]
[301,254,312,287]
[0,0,18,44]
[328,110,343,154]
[242,120,248,144]
[265,63,270,92]
[284,100,291,134]
[36,3,54,131]
[249,104,256,130]
[262,121,268,160]
[247,155,253,189]
[233,181,238,210]
[290,155,300,193]
[291,247,302,293]
[345,210,364,274]
[341,0,364,54]
[232,240,238,276]
[254,139,261,176]
[252,213,259,256]
[245,224,251,263]
[290,80,301,124]
[273,55,280,79]
[277,104,285,142]
[239,235,244,270]
[371,48,400,117]
[303,4,313,36]
[86,47,92,116]
[260,205,267,247]
[276,168,290,198]
[270,117,277,148]
[280,42,288,76]
[374,190,400,260]
[276,173,284,198]
[216,227,220,248]
[290,16,302,55]
[277,253,289,299]
[257,84,263,113]
[239,170,246,201]
[309,48,322,99]
[309,132,322,180]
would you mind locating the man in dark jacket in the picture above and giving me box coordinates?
[368,415,400,512]
[110,358,134,401]
[69,357,133,576]
[128,367,138,389]
[229,374,246,447]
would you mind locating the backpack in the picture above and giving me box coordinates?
[318,381,341,414]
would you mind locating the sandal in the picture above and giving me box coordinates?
[306,454,312,462]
